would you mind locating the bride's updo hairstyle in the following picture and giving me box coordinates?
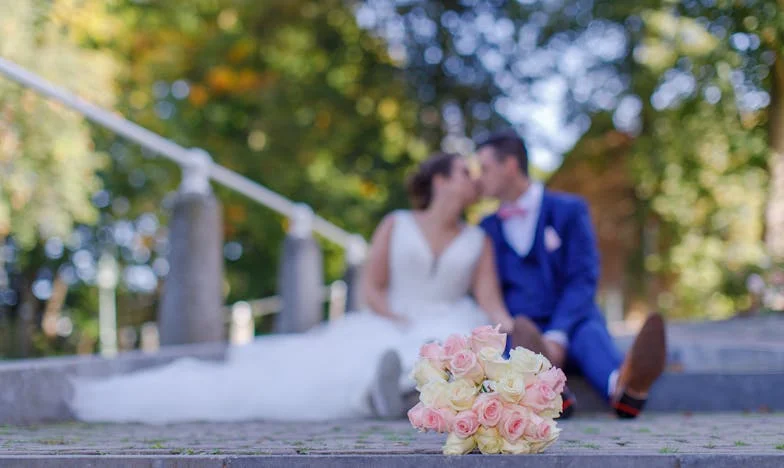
[406,152,458,210]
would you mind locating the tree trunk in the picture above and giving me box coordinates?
[766,53,784,261]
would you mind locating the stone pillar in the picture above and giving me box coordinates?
[158,149,225,346]
[274,204,324,333]
[342,234,367,313]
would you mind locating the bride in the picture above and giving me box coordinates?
[69,152,515,423]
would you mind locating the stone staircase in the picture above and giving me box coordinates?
[2,315,783,424]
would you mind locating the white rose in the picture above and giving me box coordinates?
[477,347,510,381]
[475,426,504,454]
[412,359,448,389]
[528,426,561,453]
[446,379,479,412]
[419,380,450,408]
[501,438,533,454]
[496,371,526,404]
[442,432,476,455]
[509,347,544,375]
[536,353,553,372]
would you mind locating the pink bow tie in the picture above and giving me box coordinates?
[498,204,528,220]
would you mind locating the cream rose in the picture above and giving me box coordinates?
[411,359,448,389]
[501,438,533,454]
[446,379,479,412]
[496,372,527,404]
[508,347,545,375]
[443,432,477,455]
[475,426,504,454]
[419,380,450,408]
[477,347,509,381]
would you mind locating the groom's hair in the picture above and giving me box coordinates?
[476,130,529,176]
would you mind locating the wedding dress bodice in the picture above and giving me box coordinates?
[388,211,485,317]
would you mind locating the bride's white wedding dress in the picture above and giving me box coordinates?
[69,210,491,423]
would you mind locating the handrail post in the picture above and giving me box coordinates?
[342,234,368,313]
[275,203,324,333]
[157,149,225,345]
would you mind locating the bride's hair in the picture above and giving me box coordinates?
[406,152,458,210]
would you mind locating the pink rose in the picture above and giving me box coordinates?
[522,380,558,412]
[498,406,529,442]
[449,350,484,383]
[472,392,504,427]
[537,367,567,394]
[524,413,553,441]
[419,342,445,368]
[443,333,469,360]
[452,410,480,438]
[470,325,507,354]
[422,406,453,433]
[407,402,427,430]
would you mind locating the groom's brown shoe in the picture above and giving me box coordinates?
[612,313,667,419]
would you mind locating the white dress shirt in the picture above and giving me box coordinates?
[501,182,543,257]
[500,182,569,349]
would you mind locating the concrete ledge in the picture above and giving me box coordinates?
[0,454,781,468]
[0,344,226,425]
[569,372,784,413]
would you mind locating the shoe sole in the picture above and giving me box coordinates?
[371,350,404,420]
[623,313,667,395]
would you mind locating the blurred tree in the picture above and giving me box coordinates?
[9,0,432,356]
[0,0,118,357]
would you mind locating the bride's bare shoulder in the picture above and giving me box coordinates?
[371,210,408,239]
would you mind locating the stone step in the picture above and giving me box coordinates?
[0,343,226,425]
[0,454,782,467]
[1,415,783,467]
[568,372,784,413]
[3,317,784,424]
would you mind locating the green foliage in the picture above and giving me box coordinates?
[627,4,774,318]
[0,0,117,252]
[84,0,429,305]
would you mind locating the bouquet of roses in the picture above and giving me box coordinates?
[407,325,566,455]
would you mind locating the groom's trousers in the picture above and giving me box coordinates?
[510,314,623,399]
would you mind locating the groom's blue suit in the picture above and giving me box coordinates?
[480,189,621,398]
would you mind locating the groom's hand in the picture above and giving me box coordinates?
[542,338,566,368]
[498,316,515,334]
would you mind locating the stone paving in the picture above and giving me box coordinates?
[1,413,783,466]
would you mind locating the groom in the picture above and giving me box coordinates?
[475,130,667,419]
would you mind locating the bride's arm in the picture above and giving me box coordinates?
[472,236,515,333]
[361,214,407,323]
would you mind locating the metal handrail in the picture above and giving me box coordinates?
[0,57,359,249]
